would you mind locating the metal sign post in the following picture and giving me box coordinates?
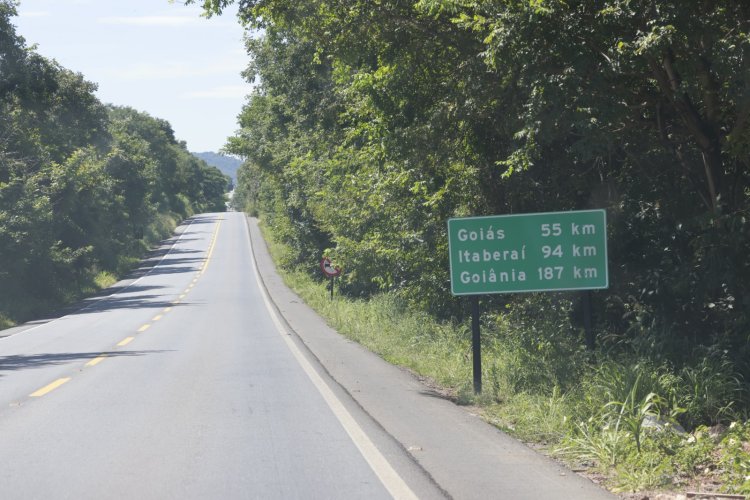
[471,296,481,394]
[448,209,609,393]
[320,257,342,301]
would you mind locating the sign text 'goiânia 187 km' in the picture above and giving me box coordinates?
[448,210,608,295]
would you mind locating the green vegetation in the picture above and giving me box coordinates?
[208,0,750,364]
[190,0,750,495]
[264,224,750,494]
[0,1,229,327]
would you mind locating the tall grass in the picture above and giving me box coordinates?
[258,220,750,495]
[0,313,14,330]
[284,268,472,391]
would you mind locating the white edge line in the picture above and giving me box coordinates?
[0,218,197,342]
[242,215,417,500]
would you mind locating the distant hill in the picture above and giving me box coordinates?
[192,152,242,182]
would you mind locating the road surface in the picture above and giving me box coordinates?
[0,212,613,499]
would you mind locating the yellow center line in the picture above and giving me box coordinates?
[117,336,135,346]
[172,300,180,305]
[179,294,186,300]
[184,288,191,293]
[152,314,163,322]
[30,378,71,397]
[85,355,107,367]
[137,324,150,333]
[163,307,172,313]
[200,221,222,274]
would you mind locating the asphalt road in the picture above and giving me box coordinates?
[0,212,615,499]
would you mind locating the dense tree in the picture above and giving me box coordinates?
[0,2,228,324]
[191,1,749,371]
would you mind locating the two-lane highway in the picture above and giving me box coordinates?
[0,212,616,500]
[0,212,413,499]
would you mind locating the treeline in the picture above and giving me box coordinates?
[0,2,228,326]
[207,3,748,372]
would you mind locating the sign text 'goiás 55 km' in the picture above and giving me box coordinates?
[448,210,608,295]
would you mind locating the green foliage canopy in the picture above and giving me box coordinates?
[193,0,749,370]
[0,1,228,322]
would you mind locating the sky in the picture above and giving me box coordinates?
[11,0,253,153]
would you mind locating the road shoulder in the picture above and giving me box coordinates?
[245,215,615,500]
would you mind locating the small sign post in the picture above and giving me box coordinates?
[320,257,342,300]
[471,296,481,394]
[448,209,608,393]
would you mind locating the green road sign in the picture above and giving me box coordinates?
[448,210,608,295]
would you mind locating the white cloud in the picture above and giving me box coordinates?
[181,85,250,99]
[97,15,201,27]
[108,60,246,80]
[17,11,52,18]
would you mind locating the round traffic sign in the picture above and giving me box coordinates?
[320,257,342,277]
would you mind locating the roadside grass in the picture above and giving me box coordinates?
[282,267,472,390]
[93,271,118,290]
[0,313,14,330]
[258,220,750,498]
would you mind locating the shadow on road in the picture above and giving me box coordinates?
[187,215,224,225]
[0,350,170,374]
[70,294,188,314]
[0,216,216,338]
[138,256,205,275]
